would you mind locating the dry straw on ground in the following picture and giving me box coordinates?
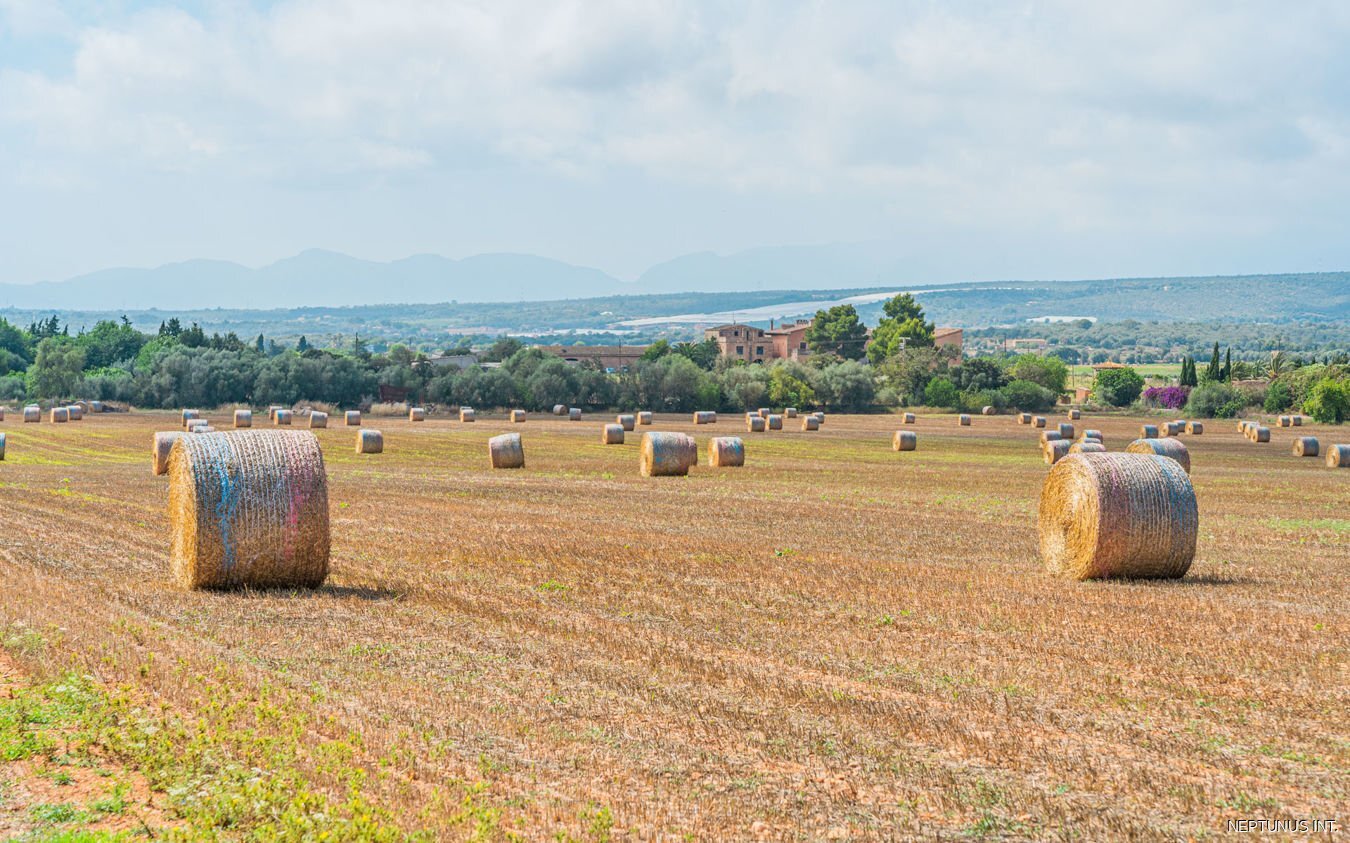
[1185,421,1204,434]
[408,408,426,422]
[602,424,625,445]
[708,436,745,467]
[1069,441,1106,454]
[167,429,330,590]
[1326,444,1349,468]
[1043,440,1071,465]
[893,430,917,451]
[275,410,293,426]
[767,414,783,430]
[1038,452,1197,580]
[637,411,652,425]
[746,416,765,433]
[488,433,524,469]
[802,416,821,431]
[641,432,697,476]
[1292,437,1319,457]
[958,414,971,426]
[234,409,252,429]
[617,414,635,431]
[345,410,362,426]
[309,411,328,429]
[356,429,383,454]
[1125,437,1191,474]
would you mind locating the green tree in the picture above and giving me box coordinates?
[297,335,310,353]
[27,338,86,399]
[922,377,959,409]
[1204,342,1221,382]
[1093,366,1145,407]
[672,337,720,370]
[805,305,868,361]
[1303,378,1350,423]
[867,294,935,363]
[767,364,816,409]
[1222,348,1232,382]
[481,337,524,363]
[811,361,875,411]
[639,340,671,362]
[76,317,146,369]
[1008,354,1068,394]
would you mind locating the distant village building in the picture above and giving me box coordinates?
[426,353,479,370]
[706,319,963,363]
[538,345,647,373]
[934,327,964,362]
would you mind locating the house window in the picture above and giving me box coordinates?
[736,345,744,354]
[733,329,740,337]
[755,346,764,355]
[799,342,807,351]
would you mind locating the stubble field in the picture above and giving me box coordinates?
[0,409,1346,840]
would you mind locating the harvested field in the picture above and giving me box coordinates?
[0,410,1345,840]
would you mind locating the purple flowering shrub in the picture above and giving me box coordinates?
[1143,385,1190,409]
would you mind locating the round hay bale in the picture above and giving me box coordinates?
[958,414,971,426]
[67,405,83,421]
[902,412,916,424]
[1277,415,1291,428]
[785,408,798,418]
[1082,429,1103,442]
[1125,438,1190,474]
[553,404,567,416]
[640,432,697,476]
[181,409,200,426]
[51,407,69,423]
[1069,441,1106,454]
[693,411,717,424]
[168,430,330,590]
[1040,431,1062,444]
[356,429,384,454]
[0,432,6,461]
[408,407,426,422]
[602,423,625,445]
[746,416,766,433]
[812,412,825,425]
[275,409,293,426]
[23,405,39,423]
[185,419,210,433]
[234,409,253,429]
[757,408,770,419]
[90,401,103,414]
[267,406,283,422]
[1038,452,1197,580]
[1058,423,1075,439]
[345,410,362,426]
[153,432,183,476]
[0,407,5,422]
[1185,421,1203,434]
[569,407,582,421]
[510,410,527,423]
[982,405,996,416]
[1140,424,1159,438]
[766,414,783,430]
[637,411,652,426]
[1033,416,1047,428]
[1018,413,1031,425]
[708,436,745,467]
[1068,409,1081,420]
[1326,444,1350,468]
[1252,426,1270,443]
[1292,436,1319,457]
[616,413,635,431]
[309,411,329,429]
[892,430,917,452]
[1162,421,1183,437]
[801,415,820,431]
[488,433,524,469]
[1291,415,1303,427]
[460,408,476,423]
[1043,439,1071,465]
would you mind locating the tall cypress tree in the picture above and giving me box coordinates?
[1205,342,1221,381]
[1223,348,1232,382]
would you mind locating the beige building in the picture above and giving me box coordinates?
[704,320,812,363]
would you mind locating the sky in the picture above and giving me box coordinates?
[3,0,1350,286]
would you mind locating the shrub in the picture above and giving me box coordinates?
[1093,367,1145,407]
[1263,381,1293,413]
[1001,379,1056,412]
[963,389,1007,414]
[1303,378,1350,423]
[1009,355,1068,393]
[1143,386,1190,410]
[1184,382,1244,418]
[922,377,960,409]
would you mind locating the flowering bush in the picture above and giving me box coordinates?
[1143,385,1190,410]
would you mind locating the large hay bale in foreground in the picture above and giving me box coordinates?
[1038,453,1197,580]
[1140,424,1159,438]
[488,433,524,469]
[1069,441,1106,454]
[510,410,526,423]
[747,416,766,432]
[408,407,426,422]
[708,436,744,467]
[569,407,582,421]
[234,409,252,429]
[309,411,328,429]
[1043,440,1071,465]
[153,432,183,475]
[1293,436,1319,457]
[1185,421,1203,434]
[23,405,39,423]
[640,432,697,476]
[51,407,69,424]
[801,415,820,431]
[785,408,798,418]
[345,410,362,426]
[958,414,971,426]
[553,404,567,416]
[637,411,652,425]
[1033,416,1046,428]
[766,414,783,430]
[168,430,330,590]
[1068,409,1081,420]
[1125,438,1191,474]
[1326,444,1350,468]
[1058,423,1075,439]
[602,423,625,445]
[356,429,383,454]
[616,413,635,431]
[459,408,476,423]
[902,412,916,424]
[893,430,917,452]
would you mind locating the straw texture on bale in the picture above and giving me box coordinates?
[67,405,83,421]
[637,411,652,425]
[1326,444,1350,468]
[893,430,917,452]
[1043,440,1071,465]
[345,410,362,426]
[460,408,476,423]
[182,409,200,426]
[153,432,183,475]
[1140,424,1159,438]
[767,414,783,430]
[0,432,5,461]
[693,411,716,424]
[1041,431,1062,444]
[188,425,216,434]
[640,432,697,476]
[958,414,971,426]
[488,433,524,469]
[1068,409,1081,420]
[708,436,745,467]
[51,407,69,423]
[1069,441,1107,454]
[1252,426,1270,443]
[408,407,426,422]
[902,412,916,424]
[801,415,820,431]
[1292,437,1319,457]
[1018,413,1032,425]
[1033,416,1046,428]
[553,404,567,416]
[234,409,252,429]
[1038,452,1197,580]
[309,411,328,429]
[23,405,39,423]
[167,430,330,590]
[1058,423,1075,439]
[616,413,635,431]
[602,423,625,445]
[746,416,766,432]
[356,429,384,454]
[1185,421,1203,434]
[569,407,582,421]
[785,408,798,418]
[1125,438,1191,474]
[510,410,526,423]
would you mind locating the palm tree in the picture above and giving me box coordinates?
[1268,350,1288,379]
